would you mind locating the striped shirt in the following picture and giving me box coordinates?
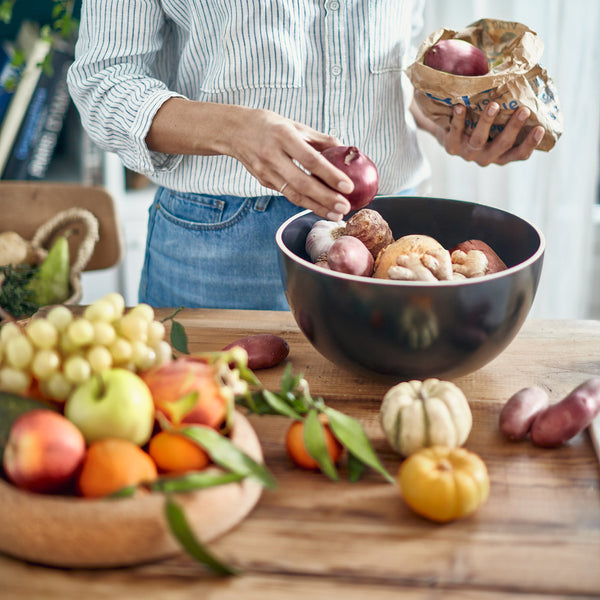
[67,0,429,196]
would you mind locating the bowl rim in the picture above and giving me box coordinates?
[275,196,546,287]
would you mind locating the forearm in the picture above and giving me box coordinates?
[145,98,249,157]
[410,97,443,143]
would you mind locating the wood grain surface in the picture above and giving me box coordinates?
[1,310,599,600]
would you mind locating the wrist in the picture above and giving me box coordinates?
[146,99,251,157]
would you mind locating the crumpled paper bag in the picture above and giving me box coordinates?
[406,18,563,151]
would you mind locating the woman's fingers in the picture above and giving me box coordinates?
[465,102,500,155]
[444,103,543,165]
[493,125,545,165]
[443,104,468,154]
[232,111,354,219]
[274,153,351,220]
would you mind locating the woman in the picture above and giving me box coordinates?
[67,0,543,310]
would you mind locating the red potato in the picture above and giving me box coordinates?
[450,239,507,274]
[221,334,290,370]
[530,378,600,448]
[327,236,374,277]
[499,386,549,441]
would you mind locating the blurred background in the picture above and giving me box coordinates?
[1,0,599,319]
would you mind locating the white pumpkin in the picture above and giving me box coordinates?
[379,378,472,457]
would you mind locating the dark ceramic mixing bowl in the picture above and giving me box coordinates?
[276,196,545,381]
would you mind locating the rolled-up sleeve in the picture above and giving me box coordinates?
[66,0,184,175]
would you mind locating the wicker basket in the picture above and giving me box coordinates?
[27,207,99,305]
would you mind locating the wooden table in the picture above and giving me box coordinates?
[1,310,599,599]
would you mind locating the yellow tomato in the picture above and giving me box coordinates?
[398,446,490,523]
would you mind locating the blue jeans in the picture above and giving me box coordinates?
[139,187,304,310]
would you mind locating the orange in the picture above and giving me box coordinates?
[148,430,211,474]
[78,438,158,498]
[285,414,344,471]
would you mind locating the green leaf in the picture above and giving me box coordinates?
[347,451,367,483]
[321,406,395,484]
[235,390,272,415]
[108,471,245,498]
[0,0,15,24]
[108,485,137,498]
[160,390,198,426]
[0,264,40,319]
[261,390,304,419]
[160,308,189,354]
[151,471,245,494]
[11,48,25,68]
[235,362,261,386]
[180,425,277,489]
[235,382,309,418]
[303,409,338,481]
[280,363,306,397]
[165,497,239,576]
[170,320,189,354]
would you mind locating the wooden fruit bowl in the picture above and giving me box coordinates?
[0,411,263,568]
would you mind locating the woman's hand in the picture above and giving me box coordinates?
[146,99,353,221]
[224,107,354,220]
[412,100,545,166]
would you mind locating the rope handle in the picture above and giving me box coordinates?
[30,207,100,277]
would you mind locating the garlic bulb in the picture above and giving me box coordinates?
[305,220,346,263]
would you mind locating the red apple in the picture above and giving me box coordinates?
[424,39,489,76]
[3,409,86,493]
[139,357,229,429]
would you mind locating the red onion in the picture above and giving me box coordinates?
[321,146,379,210]
[424,39,489,76]
[327,236,374,277]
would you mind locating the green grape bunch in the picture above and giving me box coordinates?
[0,293,172,401]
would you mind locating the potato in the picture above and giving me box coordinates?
[327,236,374,277]
[373,234,452,281]
[499,386,549,441]
[221,334,289,370]
[530,378,600,448]
[450,239,507,274]
[344,209,393,259]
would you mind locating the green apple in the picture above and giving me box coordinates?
[65,369,155,446]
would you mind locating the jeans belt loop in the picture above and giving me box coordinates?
[253,195,272,212]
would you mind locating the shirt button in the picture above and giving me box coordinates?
[328,1,340,10]
[331,65,342,76]
[329,128,339,137]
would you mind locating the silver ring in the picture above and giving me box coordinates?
[279,182,288,194]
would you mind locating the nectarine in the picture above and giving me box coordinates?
[140,357,229,429]
[3,409,86,493]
